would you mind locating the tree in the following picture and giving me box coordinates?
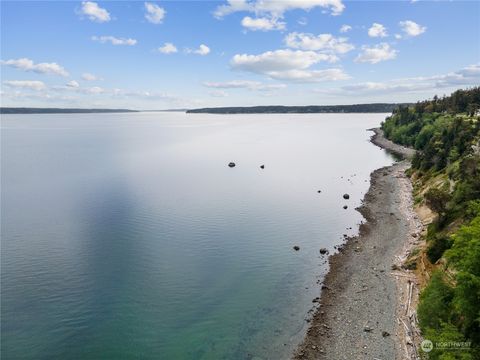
[426,187,451,215]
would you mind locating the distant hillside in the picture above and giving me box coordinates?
[0,107,139,114]
[187,103,409,114]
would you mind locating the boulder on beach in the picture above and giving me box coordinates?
[228,162,236,168]
[343,193,350,199]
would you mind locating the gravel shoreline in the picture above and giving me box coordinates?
[294,128,419,360]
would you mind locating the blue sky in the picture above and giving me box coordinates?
[1,0,479,109]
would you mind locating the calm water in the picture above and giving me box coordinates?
[1,112,393,359]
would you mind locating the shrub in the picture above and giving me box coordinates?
[418,271,454,331]
[427,236,453,264]
[426,187,451,215]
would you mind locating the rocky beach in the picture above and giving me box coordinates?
[295,128,422,360]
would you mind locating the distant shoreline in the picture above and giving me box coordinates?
[1,104,410,115]
[0,108,139,114]
[187,103,409,114]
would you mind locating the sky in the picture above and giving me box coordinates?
[1,0,479,109]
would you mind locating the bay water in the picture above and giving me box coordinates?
[1,112,394,359]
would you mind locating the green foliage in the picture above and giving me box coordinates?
[427,235,453,264]
[446,216,480,343]
[426,187,452,215]
[423,322,473,360]
[465,200,480,221]
[451,156,480,209]
[418,272,454,331]
[382,88,480,172]
[383,88,480,354]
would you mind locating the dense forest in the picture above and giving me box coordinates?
[187,103,408,114]
[382,87,480,359]
[0,108,138,114]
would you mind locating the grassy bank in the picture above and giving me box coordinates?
[381,87,480,359]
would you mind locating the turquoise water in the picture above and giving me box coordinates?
[1,112,394,359]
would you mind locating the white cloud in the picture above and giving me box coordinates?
[82,73,99,81]
[66,80,80,88]
[85,86,105,94]
[1,58,69,77]
[215,0,345,18]
[456,63,480,77]
[186,44,210,56]
[144,2,166,24]
[298,17,308,26]
[429,63,480,87]
[79,1,111,23]
[3,81,199,108]
[231,49,347,82]
[214,0,252,18]
[284,32,354,54]
[91,36,137,46]
[340,81,424,93]
[257,0,345,16]
[51,83,106,94]
[241,16,285,31]
[112,89,196,106]
[399,20,426,37]
[368,23,387,38]
[158,42,178,54]
[339,24,351,33]
[232,49,337,72]
[355,43,397,64]
[197,44,211,55]
[394,34,402,40]
[322,64,480,97]
[209,90,228,97]
[203,80,287,91]
[3,80,46,91]
[266,68,349,82]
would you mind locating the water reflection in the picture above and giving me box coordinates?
[1,112,394,359]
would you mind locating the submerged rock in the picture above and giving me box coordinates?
[343,193,350,199]
[228,162,236,168]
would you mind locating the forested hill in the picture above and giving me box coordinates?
[0,108,138,114]
[187,103,408,114]
[381,87,480,359]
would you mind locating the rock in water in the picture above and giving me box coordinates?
[293,245,300,251]
[343,205,348,209]
[260,165,265,169]
[228,162,236,168]
[317,190,322,193]
[319,248,328,255]
[343,193,350,199]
